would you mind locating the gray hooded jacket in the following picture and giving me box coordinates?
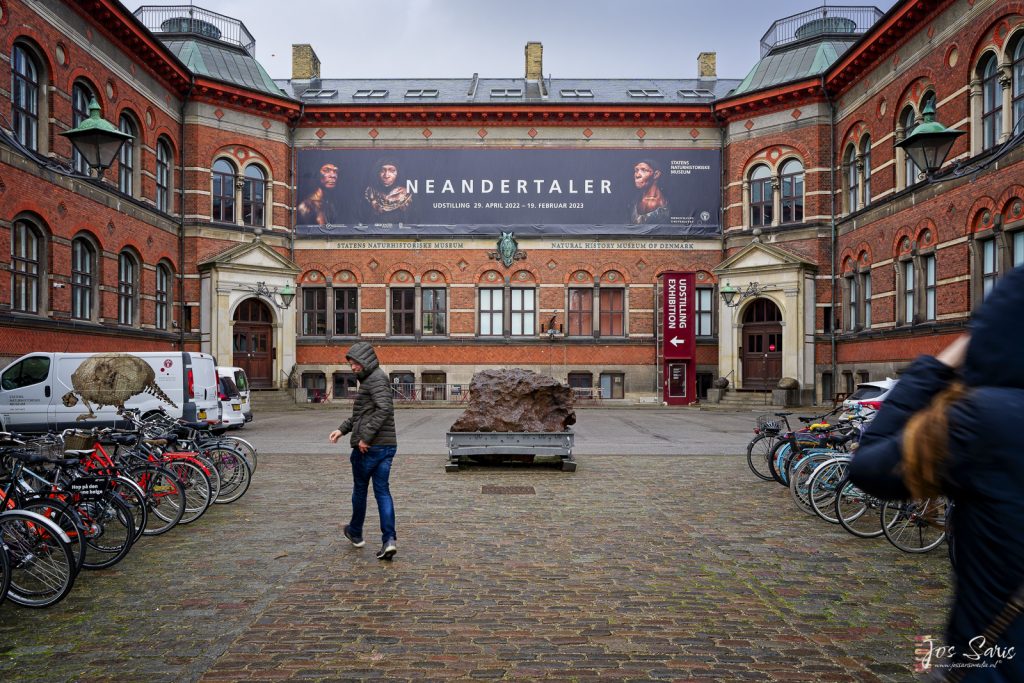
[337,342,397,448]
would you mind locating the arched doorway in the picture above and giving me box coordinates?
[741,298,783,390]
[233,298,273,389]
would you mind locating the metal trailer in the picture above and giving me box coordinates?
[445,431,576,472]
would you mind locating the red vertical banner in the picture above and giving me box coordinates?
[662,272,696,405]
[662,272,695,360]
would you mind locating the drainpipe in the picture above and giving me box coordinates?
[822,74,837,398]
[178,76,194,350]
[288,102,304,263]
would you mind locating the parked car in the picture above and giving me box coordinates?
[842,378,898,418]
[217,366,252,424]
[217,375,246,430]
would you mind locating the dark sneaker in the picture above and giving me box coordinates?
[376,539,397,561]
[343,525,365,548]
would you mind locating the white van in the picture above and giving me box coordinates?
[0,351,220,433]
[216,366,252,424]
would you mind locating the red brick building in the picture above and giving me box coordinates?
[1,0,1021,405]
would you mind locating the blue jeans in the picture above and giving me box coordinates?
[349,445,397,544]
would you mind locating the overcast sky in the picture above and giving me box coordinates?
[121,0,900,81]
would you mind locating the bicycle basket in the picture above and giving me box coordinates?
[756,415,781,433]
[62,432,95,452]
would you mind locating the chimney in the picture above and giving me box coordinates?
[292,44,320,80]
[698,52,717,79]
[525,41,543,80]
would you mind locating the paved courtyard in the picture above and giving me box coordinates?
[0,408,950,681]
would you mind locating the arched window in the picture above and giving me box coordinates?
[12,44,40,151]
[860,136,872,206]
[72,82,97,173]
[779,159,804,224]
[1013,38,1024,134]
[212,159,236,223]
[156,138,173,213]
[844,145,859,213]
[118,113,138,196]
[981,53,1003,150]
[155,263,172,331]
[749,165,773,227]
[242,165,266,227]
[901,106,921,186]
[71,237,96,321]
[118,251,137,326]
[11,220,42,313]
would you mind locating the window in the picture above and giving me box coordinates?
[567,288,593,336]
[779,159,804,224]
[242,165,266,227]
[11,220,41,313]
[390,288,415,335]
[627,89,663,98]
[1014,39,1024,133]
[568,372,593,393]
[861,137,872,206]
[845,145,859,213]
[302,287,327,335]
[118,113,137,195]
[678,89,714,98]
[0,356,50,390]
[599,288,624,336]
[333,372,358,399]
[301,89,338,99]
[212,159,236,223]
[510,288,535,336]
[981,54,1003,151]
[404,89,438,98]
[71,237,95,321]
[72,82,95,174]
[924,255,936,321]
[353,89,388,98]
[903,260,915,324]
[823,305,833,334]
[490,88,523,98]
[1014,232,1024,268]
[749,165,773,227]
[155,264,171,330]
[478,288,503,336]
[12,45,40,150]
[421,372,447,400]
[980,238,998,298]
[599,372,625,399]
[156,139,172,212]
[334,288,358,336]
[900,107,921,187]
[118,252,137,325]
[846,274,858,330]
[863,271,872,328]
[560,89,594,98]
[696,288,713,337]
[421,288,447,336]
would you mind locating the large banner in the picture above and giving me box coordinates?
[295,148,720,236]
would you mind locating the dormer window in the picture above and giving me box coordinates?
[560,89,594,98]
[353,89,388,98]
[301,89,338,99]
[490,88,523,98]
[405,89,439,98]
[627,89,663,98]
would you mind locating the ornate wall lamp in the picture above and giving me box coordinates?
[895,101,965,179]
[59,98,133,179]
[241,281,296,309]
[719,281,771,308]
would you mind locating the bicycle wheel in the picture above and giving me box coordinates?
[180,453,221,504]
[788,451,834,516]
[0,509,76,608]
[20,495,87,574]
[111,476,148,545]
[76,493,135,570]
[206,446,252,504]
[746,434,776,481]
[808,458,850,523]
[881,498,947,553]
[128,464,185,535]
[162,460,212,525]
[835,478,885,538]
[768,440,792,486]
[0,540,9,605]
[210,435,257,472]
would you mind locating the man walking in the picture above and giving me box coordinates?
[328,342,398,560]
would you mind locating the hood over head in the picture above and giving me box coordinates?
[345,342,380,379]
[964,264,1024,388]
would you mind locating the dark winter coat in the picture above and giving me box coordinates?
[337,342,397,448]
[850,265,1024,682]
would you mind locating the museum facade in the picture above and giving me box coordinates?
[1,0,1022,405]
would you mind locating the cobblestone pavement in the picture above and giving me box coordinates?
[0,409,950,681]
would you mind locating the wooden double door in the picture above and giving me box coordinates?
[741,299,783,391]
[233,299,273,389]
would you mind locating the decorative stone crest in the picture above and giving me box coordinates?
[488,231,526,268]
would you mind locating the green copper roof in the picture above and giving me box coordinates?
[731,38,857,96]
[163,38,284,97]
